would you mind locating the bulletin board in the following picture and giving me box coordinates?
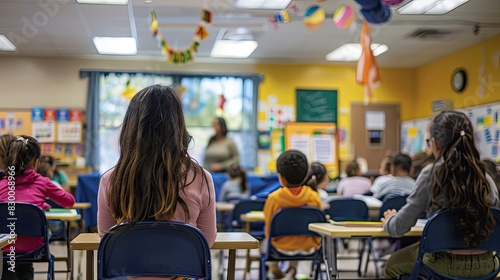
[0,109,32,136]
[284,122,339,178]
[401,117,432,157]
[296,89,337,123]
[0,108,85,162]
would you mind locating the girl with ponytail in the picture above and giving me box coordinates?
[382,110,499,279]
[306,162,330,203]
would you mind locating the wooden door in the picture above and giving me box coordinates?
[351,103,400,171]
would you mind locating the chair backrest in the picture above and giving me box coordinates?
[269,206,327,238]
[98,221,211,279]
[326,198,369,221]
[0,202,51,259]
[410,208,500,280]
[378,194,409,219]
[231,198,266,228]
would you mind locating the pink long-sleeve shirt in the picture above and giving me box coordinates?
[97,167,217,247]
[0,169,76,253]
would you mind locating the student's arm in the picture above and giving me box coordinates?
[383,165,433,237]
[221,138,240,170]
[97,172,116,238]
[45,179,75,208]
[196,170,217,246]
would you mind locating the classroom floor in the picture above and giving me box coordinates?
[33,239,385,280]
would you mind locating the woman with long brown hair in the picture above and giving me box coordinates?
[97,85,216,247]
[382,110,499,278]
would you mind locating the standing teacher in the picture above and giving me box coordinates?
[203,117,240,173]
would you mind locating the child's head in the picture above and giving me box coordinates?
[391,153,412,176]
[5,136,41,177]
[379,155,393,176]
[276,150,309,188]
[37,161,54,178]
[306,162,329,191]
[0,134,15,170]
[227,163,247,193]
[346,161,361,177]
[41,155,56,171]
[410,152,435,179]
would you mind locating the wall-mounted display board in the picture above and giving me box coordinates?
[284,122,339,178]
[296,89,337,123]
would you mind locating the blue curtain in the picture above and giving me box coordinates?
[80,71,100,172]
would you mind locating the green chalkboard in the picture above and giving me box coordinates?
[296,89,337,123]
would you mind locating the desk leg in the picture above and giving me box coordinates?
[80,210,86,233]
[66,221,73,280]
[86,250,94,280]
[227,249,236,280]
[322,236,338,280]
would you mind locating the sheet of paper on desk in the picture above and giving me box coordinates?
[246,211,264,217]
[329,220,383,227]
[352,195,383,208]
[415,219,428,228]
[45,209,77,215]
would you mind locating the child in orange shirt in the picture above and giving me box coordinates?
[263,150,322,279]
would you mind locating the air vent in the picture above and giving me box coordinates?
[407,28,458,40]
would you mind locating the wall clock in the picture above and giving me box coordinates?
[451,69,467,93]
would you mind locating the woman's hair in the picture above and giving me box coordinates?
[306,162,328,192]
[345,161,360,177]
[392,153,412,174]
[37,161,53,178]
[5,136,41,177]
[0,134,15,170]
[207,117,228,147]
[108,84,208,226]
[227,163,247,193]
[430,110,495,247]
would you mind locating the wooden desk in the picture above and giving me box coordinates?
[216,202,235,212]
[308,223,424,279]
[72,202,91,233]
[46,209,81,280]
[240,212,265,232]
[0,234,13,249]
[70,232,259,280]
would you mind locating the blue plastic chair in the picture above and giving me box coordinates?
[260,206,327,280]
[326,198,370,276]
[229,199,266,280]
[404,208,500,280]
[0,202,55,280]
[97,221,211,279]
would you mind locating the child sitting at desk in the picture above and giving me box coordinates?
[0,136,75,280]
[373,153,415,200]
[220,163,249,202]
[337,161,371,197]
[263,150,322,279]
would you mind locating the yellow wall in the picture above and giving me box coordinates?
[255,64,416,159]
[415,35,500,118]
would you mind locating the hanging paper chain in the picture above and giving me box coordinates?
[149,9,212,64]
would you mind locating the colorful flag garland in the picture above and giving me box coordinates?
[149,9,212,64]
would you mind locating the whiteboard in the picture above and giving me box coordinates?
[401,101,500,161]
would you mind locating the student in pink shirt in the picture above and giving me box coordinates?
[337,161,372,197]
[0,136,75,280]
[97,85,217,279]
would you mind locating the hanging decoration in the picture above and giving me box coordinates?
[382,0,404,5]
[333,5,355,29]
[149,9,212,64]
[303,5,325,30]
[268,3,299,30]
[121,79,137,100]
[354,0,391,24]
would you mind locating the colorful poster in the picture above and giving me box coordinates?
[42,143,52,153]
[69,109,83,121]
[57,121,82,143]
[44,109,57,121]
[74,144,82,155]
[268,105,294,129]
[54,143,63,154]
[32,107,44,121]
[485,115,493,126]
[0,119,4,130]
[15,119,22,130]
[32,121,55,143]
[257,131,271,150]
[57,109,70,122]
[408,127,418,138]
